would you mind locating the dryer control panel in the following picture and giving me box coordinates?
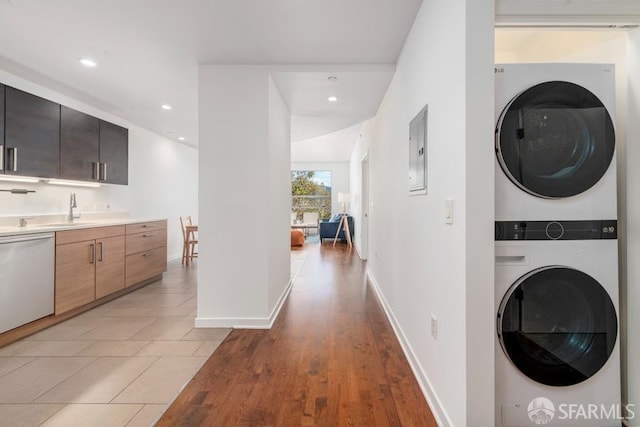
[495,220,617,240]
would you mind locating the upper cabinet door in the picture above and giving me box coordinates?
[60,106,100,181]
[99,121,128,185]
[5,87,60,178]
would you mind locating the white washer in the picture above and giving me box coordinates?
[495,221,620,427]
[495,63,617,221]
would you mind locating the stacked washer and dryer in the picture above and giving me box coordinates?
[494,64,621,426]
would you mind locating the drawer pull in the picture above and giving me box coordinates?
[141,234,152,238]
[143,252,154,257]
[142,224,150,228]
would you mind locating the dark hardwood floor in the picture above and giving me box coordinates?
[157,244,437,426]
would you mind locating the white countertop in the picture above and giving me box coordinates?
[0,218,167,238]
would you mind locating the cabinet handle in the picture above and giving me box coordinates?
[143,252,154,257]
[92,162,99,180]
[0,145,3,171]
[98,242,104,262]
[9,147,17,172]
[89,243,95,264]
[141,224,149,228]
[99,163,107,181]
[141,234,152,238]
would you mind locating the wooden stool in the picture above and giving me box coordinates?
[180,216,198,265]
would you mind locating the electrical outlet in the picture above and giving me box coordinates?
[430,314,438,340]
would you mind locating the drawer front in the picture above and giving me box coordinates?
[56,225,125,245]
[125,246,167,287]
[125,220,166,235]
[125,230,166,255]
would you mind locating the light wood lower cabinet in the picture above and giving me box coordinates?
[55,226,125,315]
[125,220,167,287]
[126,246,167,287]
[54,221,167,315]
[95,236,125,299]
[55,240,96,315]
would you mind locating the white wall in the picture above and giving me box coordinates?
[0,68,198,261]
[268,76,292,313]
[464,1,495,424]
[349,0,494,425]
[291,161,350,217]
[197,65,291,328]
[127,127,198,261]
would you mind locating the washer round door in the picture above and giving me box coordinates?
[497,266,617,387]
[496,81,615,199]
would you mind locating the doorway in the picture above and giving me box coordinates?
[360,153,369,259]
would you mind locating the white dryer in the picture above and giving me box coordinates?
[495,220,621,427]
[495,63,616,221]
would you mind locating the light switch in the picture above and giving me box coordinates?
[445,199,453,224]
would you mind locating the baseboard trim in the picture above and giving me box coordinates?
[266,277,294,328]
[367,267,452,427]
[195,278,294,329]
[354,240,365,260]
[167,253,182,262]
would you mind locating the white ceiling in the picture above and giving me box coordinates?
[291,123,362,162]
[0,0,422,149]
[272,65,395,141]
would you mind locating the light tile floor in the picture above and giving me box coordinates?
[0,259,222,427]
[0,251,308,427]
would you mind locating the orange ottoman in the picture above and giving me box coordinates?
[290,229,305,247]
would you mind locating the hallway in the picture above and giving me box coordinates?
[158,244,437,426]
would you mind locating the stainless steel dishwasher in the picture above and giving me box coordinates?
[0,232,55,333]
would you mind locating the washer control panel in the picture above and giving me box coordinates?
[495,220,617,241]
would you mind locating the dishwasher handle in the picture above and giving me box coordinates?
[0,233,55,245]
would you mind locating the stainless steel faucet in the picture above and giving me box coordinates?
[68,193,77,222]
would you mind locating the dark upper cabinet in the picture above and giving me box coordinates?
[1,84,128,185]
[5,87,60,178]
[99,121,128,185]
[60,106,100,181]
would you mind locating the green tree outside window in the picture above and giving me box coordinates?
[291,170,332,221]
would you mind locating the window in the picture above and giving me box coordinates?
[291,170,332,221]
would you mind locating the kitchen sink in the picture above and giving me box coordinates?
[32,222,92,227]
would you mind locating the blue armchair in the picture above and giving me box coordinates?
[319,214,354,243]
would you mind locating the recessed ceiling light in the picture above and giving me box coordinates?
[327,96,338,103]
[161,104,172,110]
[328,76,338,81]
[79,58,97,68]
[178,137,185,141]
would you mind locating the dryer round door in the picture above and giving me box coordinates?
[496,81,615,199]
[497,266,617,387]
